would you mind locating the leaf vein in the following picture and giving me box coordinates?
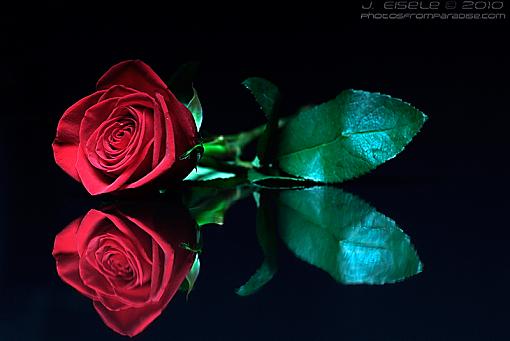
[278,124,404,159]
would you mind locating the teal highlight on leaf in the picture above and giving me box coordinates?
[276,89,427,183]
[277,186,423,285]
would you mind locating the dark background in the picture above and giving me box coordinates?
[1,4,509,340]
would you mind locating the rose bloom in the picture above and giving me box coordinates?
[52,203,196,336]
[52,60,198,195]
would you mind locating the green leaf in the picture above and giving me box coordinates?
[236,193,278,296]
[242,77,280,118]
[187,87,203,131]
[276,90,427,183]
[277,186,422,284]
[243,77,282,167]
[184,166,235,182]
[183,185,252,226]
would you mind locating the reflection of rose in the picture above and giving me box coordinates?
[52,60,198,195]
[52,203,196,336]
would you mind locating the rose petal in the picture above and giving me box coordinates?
[80,235,151,308]
[53,202,197,337]
[165,92,198,160]
[96,60,168,95]
[86,106,152,176]
[93,300,161,337]
[123,93,179,189]
[74,210,115,257]
[122,207,194,301]
[76,138,154,195]
[96,285,150,311]
[79,93,155,144]
[98,84,139,102]
[86,236,141,285]
[52,216,98,300]
[151,102,164,169]
[75,210,152,265]
[79,253,116,297]
[76,94,159,194]
[92,238,194,337]
[53,91,105,181]
[54,60,199,194]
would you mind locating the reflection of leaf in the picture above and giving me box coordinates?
[187,87,203,131]
[278,186,422,284]
[236,193,278,296]
[183,185,251,227]
[236,261,275,296]
[247,169,307,189]
[276,90,427,183]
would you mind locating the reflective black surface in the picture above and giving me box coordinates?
[2,7,509,340]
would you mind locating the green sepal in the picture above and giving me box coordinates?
[179,144,204,163]
[180,255,201,299]
[187,86,203,131]
[180,242,202,254]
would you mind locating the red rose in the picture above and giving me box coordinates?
[52,203,196,337]
[52,60,198,195]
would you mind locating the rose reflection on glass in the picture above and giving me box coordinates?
[52,202,197,337]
